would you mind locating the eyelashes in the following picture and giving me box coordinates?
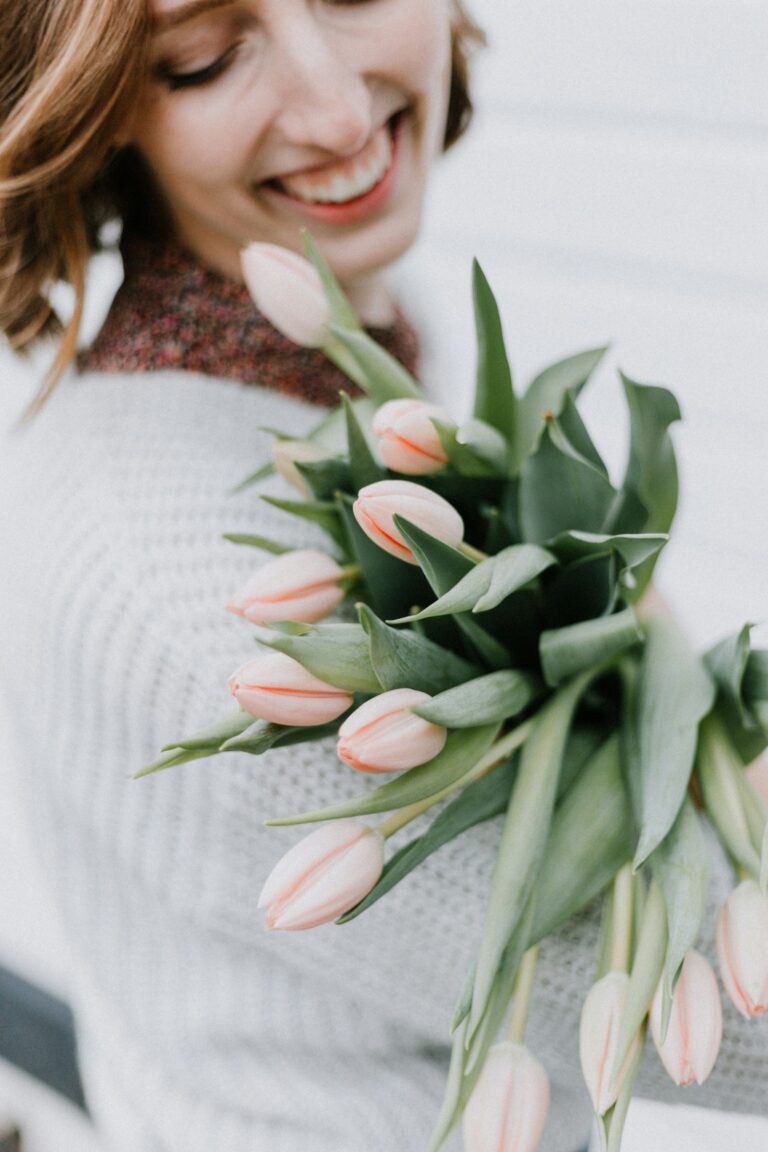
[157,43,240,91]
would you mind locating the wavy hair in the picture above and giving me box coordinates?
[0,0,485,413]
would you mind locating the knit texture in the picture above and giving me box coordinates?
[0,365,767,1152]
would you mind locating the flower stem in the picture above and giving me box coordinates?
[378,716,535,840]
[610,864,635,974]
[458,541,488,563]
[506,946,540,1044]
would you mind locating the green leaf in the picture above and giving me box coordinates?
[341,392,386,490]
[222,532,293,555]
[433,417,508,477]
[358,603,480,694]
[134,746,217,779]
[471,260,517,453]
[160,708,254,752]
[540,607,642,688]
[220,717,341,755]
[706,628,768,763]
[518,419,618,543]
[337,759,516,923]
[468,673,590,1035]
[393,519,515,668]
[745,649,768,731]
[257,621,382,694]
[336,497,431,621]
[302,229,360,330]
[293,457,352,502]
[390,544,556,622]
[531,733,634,940]
[632,616,715,869]
[611,880,667,1082]
[266,723,500,826]
[412,670,541,728]
[327,323,422,403]
[228,461,274,495]
[697,711,763,876]
[651,799,709,1030]
[515,346,608,467]
[547,530,668,600]
[261,495,346,549]
[556,391,610,477]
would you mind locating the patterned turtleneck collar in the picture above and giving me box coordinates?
[80,233,420,408]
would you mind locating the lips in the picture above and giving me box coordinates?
[265,113,401,210]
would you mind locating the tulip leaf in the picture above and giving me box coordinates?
[530,734,635,941]
[600,1027,645,1152]
[432,417,504,477]
[515,346,608,467]
[518,419,618,544]
[696,712,763,876]
[257,622,383,694]
[220,717,341,755]
[611,880,667,1083]
[556,391,610,477]
[266,723,500,826]
[228,461,275,495]
[261,495,347,549]
[471,259,517,454]
[393,519,514,669]
[389,544,556,623]
[335,496,432,621]
[744,650,768,728]
[294,457,353,502]
[631,615,715,869]
[222,532,294,555]
[546,530,668,600]
[540,607,642,688]
[302,229,361,331]
[134,746,219,779]
[706,627,768,763]
[160,708,254,752]
[412,670,542,728]
[651,798,709,1026]
[327,323,422,403]
[337,759,517,923]
[358,604,481,694]
[468,673,590,1035]
[340,392,386,490]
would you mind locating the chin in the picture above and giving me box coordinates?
[319,204,424,287]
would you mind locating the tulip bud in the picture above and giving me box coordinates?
[272,439,330,496]
[336,688,447,774]
[579,971,640,1115]
[716,879,768,1018]
[463,1042,549,1152]
[227,549,346,626]
[353,479,464,564]
[241,242,331,347]
[228,651,352,726]
[372,399,451,475]
[650,950,722,1086]
[259,819,384,930]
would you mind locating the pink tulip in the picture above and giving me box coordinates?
[228,651,352,726]
[372,398,451,475]
[716,879,768,1018]
[241,242,330,347]
[272,439,329,496]
[579,971,640,1115]
[463,1042,549,1152]
[259,819,385,931]
[336,688,447,774]
[650,950,722,1086]
[227,549,345,625]
[353,479,464,564]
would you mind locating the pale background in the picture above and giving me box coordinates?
[1,0,767,1147]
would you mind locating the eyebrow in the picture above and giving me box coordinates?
[151,0,236,31]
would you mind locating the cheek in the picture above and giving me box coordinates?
[131,89,253,185]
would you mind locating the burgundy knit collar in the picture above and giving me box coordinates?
[80,234,420,408]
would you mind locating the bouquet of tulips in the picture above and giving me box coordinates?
[141,236,768,1152]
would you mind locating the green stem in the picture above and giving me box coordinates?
[610,864,635,974]
[339,563,362,583]
[506,946,540,1044]
[378,716,535,840]
[458,541,488,563]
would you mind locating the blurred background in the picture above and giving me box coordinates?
[1,0,767,1147]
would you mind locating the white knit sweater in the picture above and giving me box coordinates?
[0,364,766,1152]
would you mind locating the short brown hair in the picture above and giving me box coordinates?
[0,0,485,412]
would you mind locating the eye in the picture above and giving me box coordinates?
[158,44,240,91]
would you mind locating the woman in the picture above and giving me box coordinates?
[0,3,765,1152]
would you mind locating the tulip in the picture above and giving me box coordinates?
[579,971,640,1115]
[353,479,464,564]
[372,398,451,475]
[716,879,768,1018]
[241,242,330,347]
[650,950,722,1085]
[259,819,385,930]
[336,688,447,774]
[463,1042,549,1152]
[272,439,330,496]
[228,651,352,726]
[227,549,346,625]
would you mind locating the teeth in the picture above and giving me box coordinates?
[278,125,393,205]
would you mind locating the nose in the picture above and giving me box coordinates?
[271,19,373,156]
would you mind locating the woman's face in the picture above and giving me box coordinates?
[131,0,453,287]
